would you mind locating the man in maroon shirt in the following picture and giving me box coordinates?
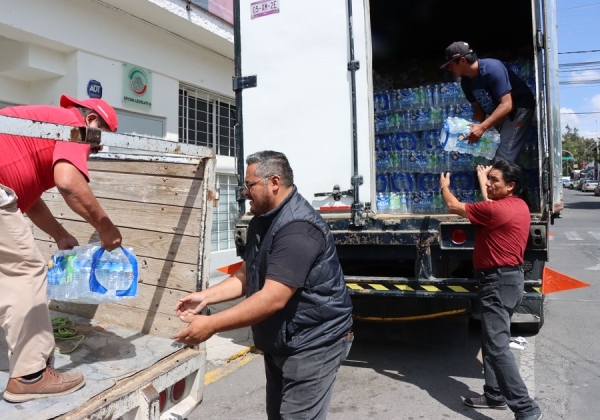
[0,95,122,403]
[440,160,542,420]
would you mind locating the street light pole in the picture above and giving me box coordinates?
[596,119,599,181]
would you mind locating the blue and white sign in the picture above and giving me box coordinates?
[87,80,103,99]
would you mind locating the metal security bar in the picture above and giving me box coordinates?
[179,85,237,157]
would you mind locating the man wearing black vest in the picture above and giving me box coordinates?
[173,150,354,419]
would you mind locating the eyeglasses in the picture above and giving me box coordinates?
[243,177,269,191]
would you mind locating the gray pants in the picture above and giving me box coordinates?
[264,333,353,420]
[494,108,534,164]
[478,270,541,418]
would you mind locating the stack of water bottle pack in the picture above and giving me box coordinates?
[47,242,139,304]
[520,123,542,212]
[374,81,490,214]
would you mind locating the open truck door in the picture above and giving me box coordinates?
[233,0,372,225]
[540,0,563,220]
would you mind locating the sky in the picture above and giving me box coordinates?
[557,1,600,140]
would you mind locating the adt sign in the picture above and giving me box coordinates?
[87,80,103,99]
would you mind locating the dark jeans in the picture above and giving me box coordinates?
[478,270,541,418]
[494,107,534,164]
[264,332,354,420]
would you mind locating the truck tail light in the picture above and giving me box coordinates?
[159,390,167,412]
[171,379,186,401]
[451,229,467,245]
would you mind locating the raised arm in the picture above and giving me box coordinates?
[440,172,468,218]
[477,165,493,202]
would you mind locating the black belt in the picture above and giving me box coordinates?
[474,265,522,277]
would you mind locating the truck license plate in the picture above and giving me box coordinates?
[251,0,280,19]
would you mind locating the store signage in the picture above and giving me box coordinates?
[87,80,103,99]
[122,62,152,110]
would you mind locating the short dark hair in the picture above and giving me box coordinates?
[246,151,294,188]
[492,159,528,201]
[464,52,478,63]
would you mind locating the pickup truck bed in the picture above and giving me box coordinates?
[0,311,186,419]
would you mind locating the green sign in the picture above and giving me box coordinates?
[122,62,152,110]
[562,156,573,161]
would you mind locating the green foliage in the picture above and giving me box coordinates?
[562,125,597,164]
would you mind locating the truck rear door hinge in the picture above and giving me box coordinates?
[232,75,257,91]
[536,30,545,49]
[348,60,360,71]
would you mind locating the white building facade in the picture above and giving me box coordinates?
[0,0,240,280]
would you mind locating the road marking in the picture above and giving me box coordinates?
[588,231,600,241]
[520,335,536,399]
[585,263,600,271]
[204,346,261,385]
[565,231,583,241]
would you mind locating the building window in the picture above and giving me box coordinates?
[179,84,236,157]
[212,174,238,251]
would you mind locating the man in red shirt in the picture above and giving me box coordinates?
[0,95,122,403]
[440,160,542,420]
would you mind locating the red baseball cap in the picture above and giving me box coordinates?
[60,94,118,132]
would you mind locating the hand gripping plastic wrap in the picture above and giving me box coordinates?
[440,117,501,160]
[47,242,138,304]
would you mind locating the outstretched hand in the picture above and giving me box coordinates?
[172,315,215,345]
[175,292,209,319]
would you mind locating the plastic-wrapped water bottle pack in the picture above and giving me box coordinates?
[440,117,501,160]
[47,242,138,304]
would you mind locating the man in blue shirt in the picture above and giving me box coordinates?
[441,41,536,163]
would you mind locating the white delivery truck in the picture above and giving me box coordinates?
[231,0,563,334]
[0,115,215,419]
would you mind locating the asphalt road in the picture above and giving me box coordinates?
[190,188,600,420]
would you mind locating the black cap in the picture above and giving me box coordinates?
[440,41,473,69]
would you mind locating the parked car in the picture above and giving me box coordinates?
[561,176,571,187]
[569,179,580,189]
[595,184,600,196]
[581,180,598,192]
[564,178,575,188]
[577,178,589,190]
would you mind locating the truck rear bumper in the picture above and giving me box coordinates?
[345,276,542,300]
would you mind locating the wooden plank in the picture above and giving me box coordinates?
[50,299,189,339]
[87,171,206,208]
[31,220,200,265]
[35,239,198,292]
[40,194,202,237]
[88,159,205,178]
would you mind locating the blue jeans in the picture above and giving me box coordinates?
[264,333,353,420]
[478,269,541,418]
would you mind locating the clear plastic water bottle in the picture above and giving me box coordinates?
[107,253,124,294]
[94,257,112,292]
[389,192,401,214]
[376,193,390,214]
[73,255,93,301]
[114,253,132,291]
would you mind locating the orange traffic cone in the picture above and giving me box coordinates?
[542,267,590,294]
[217,261,243,275]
